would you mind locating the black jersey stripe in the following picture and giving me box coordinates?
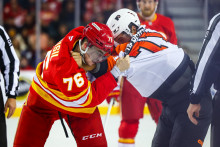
[0,27,19,96]
[197,14,220,65]
[193,13,220,96]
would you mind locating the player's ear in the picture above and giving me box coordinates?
[131,25,137,35]
[83,42,88,49]
[81,38,89,50]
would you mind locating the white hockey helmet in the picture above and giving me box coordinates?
[106,8,140,39]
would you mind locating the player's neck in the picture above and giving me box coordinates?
[140,12,156,22]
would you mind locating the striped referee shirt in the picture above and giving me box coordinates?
[190,13,220,104]
[0,26,19,98]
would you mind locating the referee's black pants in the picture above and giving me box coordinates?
[0,88,7,147]
[211,90,220,147]
[152,86,212,147]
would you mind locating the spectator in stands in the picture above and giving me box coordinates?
[20,56,34,70]
[59,0,75,30]
[40,2,56,33]
[83,0,118,24]
[122,0,137,11]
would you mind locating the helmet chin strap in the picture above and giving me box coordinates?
[114,41,119,47]
[79,39,89,64]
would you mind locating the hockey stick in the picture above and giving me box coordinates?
[104,98,115,131]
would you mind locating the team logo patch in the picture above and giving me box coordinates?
[197,139,203,146]
[7,39,12,47]
[82,133,102,140]
[108,36,113,43]
[113,26,120,34]
[115,15,121,21]
[68,36,73,41]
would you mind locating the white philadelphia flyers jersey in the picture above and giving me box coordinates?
[113,27,186,97]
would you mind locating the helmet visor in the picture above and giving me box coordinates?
[87,46,107,63]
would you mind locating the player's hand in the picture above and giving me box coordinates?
[116,55,130,72]
[70,51,82,67]
[187,103,201,125]
[70,51,96,71]
[4,98,16,119]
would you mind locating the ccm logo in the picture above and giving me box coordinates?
[82,133,102,140]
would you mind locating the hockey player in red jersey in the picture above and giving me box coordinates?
[137,0,177,44]
[13,22,130,147]
[107,0,178,145]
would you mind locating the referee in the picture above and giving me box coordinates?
[0,25,20,147]
[187,13,220,147]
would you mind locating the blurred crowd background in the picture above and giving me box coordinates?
[1,0,220,70]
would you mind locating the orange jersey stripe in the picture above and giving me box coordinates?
[140,32,167,41]
[129,41,167,57]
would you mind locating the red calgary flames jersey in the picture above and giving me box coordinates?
[30,26,117,118]
[138,13,177,45]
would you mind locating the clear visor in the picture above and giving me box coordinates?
[87,46,107,63]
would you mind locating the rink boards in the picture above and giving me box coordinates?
[1,70,150,117]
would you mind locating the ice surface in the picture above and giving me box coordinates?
[7,115,210,147]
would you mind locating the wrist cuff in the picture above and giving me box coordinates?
[189,93,201,104]
[6,94,16,99]
[110,66,121,79]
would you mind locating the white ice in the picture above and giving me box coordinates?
[7,115,210,147]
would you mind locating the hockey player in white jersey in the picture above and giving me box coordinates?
[87,9,211,147]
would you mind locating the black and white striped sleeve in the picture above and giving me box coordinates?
[190,13,220,104]
[0,26,20,99]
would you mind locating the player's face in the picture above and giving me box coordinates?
[85,46,106,65]
[139,0,157,17]
[115,32,131,44]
